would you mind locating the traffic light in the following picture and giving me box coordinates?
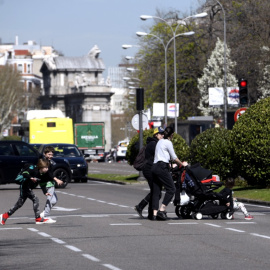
[136,88,144,111]
[238,79,248,106]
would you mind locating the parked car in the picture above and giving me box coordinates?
[38,143,88,183]
[30,143,42,151]
[0,141,71,188]
[116,140,129,161]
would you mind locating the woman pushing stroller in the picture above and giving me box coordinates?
[151,126,188,220]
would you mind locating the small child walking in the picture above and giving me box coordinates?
[219,177,254,220]
[0,159,53,225]
[39,146,63,222]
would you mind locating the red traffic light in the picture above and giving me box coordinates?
[240,80,247,87]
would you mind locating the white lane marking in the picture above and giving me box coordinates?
[97,200,106,203]
[168,222,198,225]
[52,206,79,212]
[82,254,100,262]
[226,222,256,224]
[0,227,22,230]
[110,223,141,226]
[87,198,96,201]
[28,228,120,269]
[225,228,245,233]
[65,245,82,252]
[102,264,122,270]
[78,196,86,198]
[38,232,51,237]
[28,228,38,232]
[250,233,270,240]
[108,203,117,206]
[82,214,109,218]
[118,205,129,208]
[204,223,222,228]
[51,238,66,244]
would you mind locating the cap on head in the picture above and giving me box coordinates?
[153,126,164,135]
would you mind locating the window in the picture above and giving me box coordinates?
[0,144,13,156]
[27,64,31,74]
[47,122,56,127]
[15,144,36,157]
[17,64,23,73]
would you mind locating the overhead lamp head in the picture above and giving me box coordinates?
[122,44,132,49]
[193,12,208,18]
[140,15,153,21]
[136,31,148,37]
[181,31,195,36]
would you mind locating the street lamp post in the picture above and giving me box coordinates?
[140,12,207,133]
[216,1,227,128]
[136,31,194,126]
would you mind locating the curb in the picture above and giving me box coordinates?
[88,177,147,185]
[88,178,270,206]
[237,198,270,207]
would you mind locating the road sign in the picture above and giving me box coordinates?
[234,108,247,122]
[131,114,148,130]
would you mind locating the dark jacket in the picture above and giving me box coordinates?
[219,187,233,210]
[21,165,51,189]
[144,137,159,165]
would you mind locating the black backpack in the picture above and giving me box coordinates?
[133,146,147,171]
[15,164,36,185]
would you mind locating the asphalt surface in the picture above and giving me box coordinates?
[1,175,270,270]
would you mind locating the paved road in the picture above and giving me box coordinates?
[1,181,270,270]
[88,161,139,176]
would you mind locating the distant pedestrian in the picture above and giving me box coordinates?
[151,126,188,220]
[0,159,52,225]
[39,146,63,222]
[134,127,164,219]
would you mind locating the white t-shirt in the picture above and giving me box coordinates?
[153,139,177,164]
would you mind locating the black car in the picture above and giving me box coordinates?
[0,141,71,188]
[38,143,88,183]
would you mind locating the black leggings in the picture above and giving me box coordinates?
[151,162,176,210]
[8,185,40,218]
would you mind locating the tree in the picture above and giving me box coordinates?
[0,65,25,137]
[134,11,208,120]
[197,38,237,120]
[257,55,270,100]
[200,0,270,104]
[232,97,270,187]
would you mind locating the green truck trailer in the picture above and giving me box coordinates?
[74,122,105,161]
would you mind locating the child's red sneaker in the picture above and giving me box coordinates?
[0,212,9,225]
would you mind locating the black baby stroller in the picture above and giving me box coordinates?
[172,163,233,220]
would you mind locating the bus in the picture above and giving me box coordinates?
[20,110,74,144]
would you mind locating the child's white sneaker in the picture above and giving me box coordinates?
[245,214,254,220]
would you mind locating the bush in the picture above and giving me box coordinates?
[126,129,190,165]
[1,135,21,141]
[232,97,270,187]
[189,127,235,180]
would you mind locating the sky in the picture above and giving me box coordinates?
[0,0,203,77]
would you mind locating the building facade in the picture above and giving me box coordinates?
[39,45,113,151]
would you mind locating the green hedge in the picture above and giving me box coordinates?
[189,127,235,180]
[232,97,270,187]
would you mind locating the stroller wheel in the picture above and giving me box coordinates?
[211,214,219,219]
[175,205,181,218]
[225,212,233,220]
[220,213,226,219]
[195,212,203,220]
[180,205,192,219]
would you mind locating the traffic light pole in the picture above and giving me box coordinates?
[216,0,227,129]
[136,88,145,181]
